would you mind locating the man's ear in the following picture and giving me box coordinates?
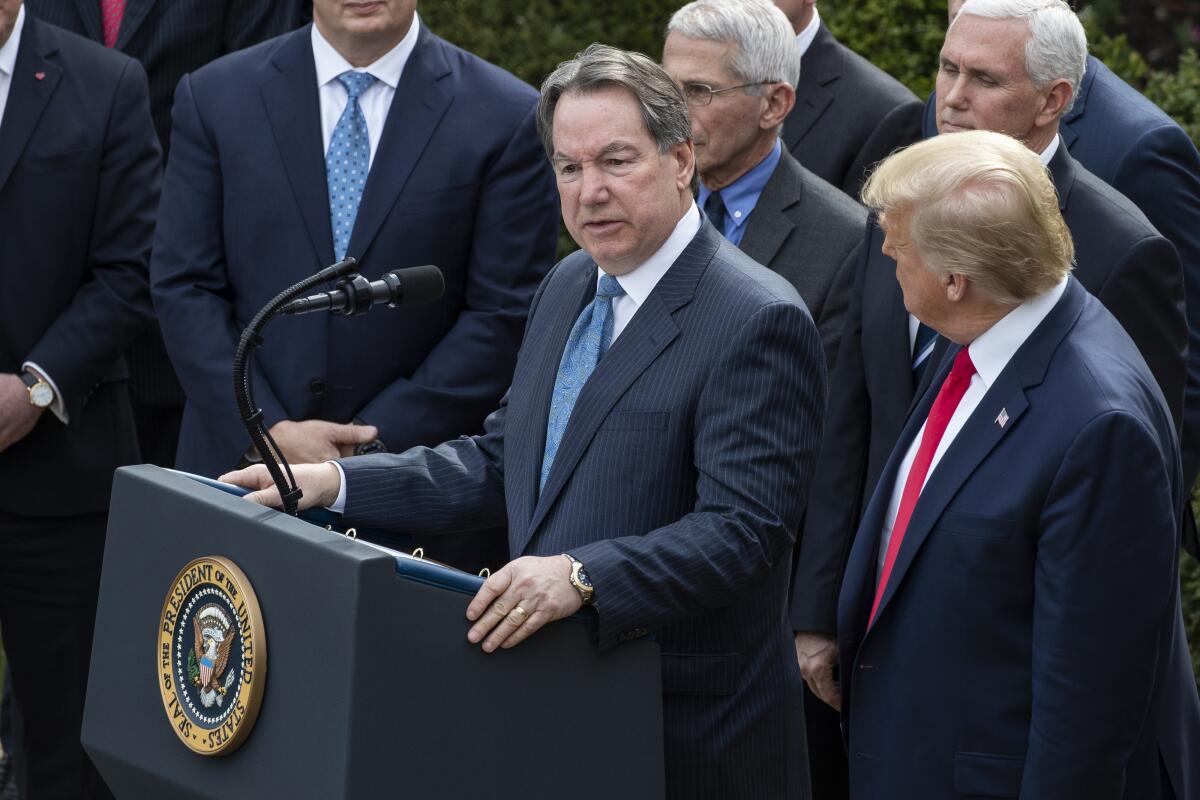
[945,271,969,302]
[672,140,696,191]
[761,83,796,130]
[1036,78,1073,128]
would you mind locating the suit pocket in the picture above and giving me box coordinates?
[953,751,1024,797]
[599,410,670,431]
[936,511,1014,540]
[22,146,99,173]
[660,652,740,696]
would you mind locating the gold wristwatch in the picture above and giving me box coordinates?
[20,371,54,409]
[563,553,595,606]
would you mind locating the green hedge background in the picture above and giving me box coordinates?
[418,0,1200,680]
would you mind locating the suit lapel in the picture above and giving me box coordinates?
[739,151,798,268]
[1047,145,1075,213]
[783,25,839,151]
[507,261,596,550]
[865,279,1089,631]
[518,224,719,553]
[69,0,104,41]
[346,28,453,263]
[260,27,334,266]
[114,0,156,50]
[0,20,62,195]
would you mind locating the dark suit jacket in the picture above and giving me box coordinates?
[0,17,159,516]
[739,148,865,372]
[785,23,923,199]
[837,278,1200,800]
[25,0,305,412]
[151,24,559,478]
[25,0,303,155]
[791,146,1185,633]
[924,55,1200,508]
[339,222,827,799]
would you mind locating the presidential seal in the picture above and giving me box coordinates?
[158,556,266,756]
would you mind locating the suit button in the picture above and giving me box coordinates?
[309,379,326,397]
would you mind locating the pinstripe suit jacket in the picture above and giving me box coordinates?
[340,222,826,799]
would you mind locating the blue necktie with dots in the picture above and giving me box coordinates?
[540,274,626,489]
[326,70,378,262]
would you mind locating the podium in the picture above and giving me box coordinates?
[82,466,665,798]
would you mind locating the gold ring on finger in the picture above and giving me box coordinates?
[509,605,529,625]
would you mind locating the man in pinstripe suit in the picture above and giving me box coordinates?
[225,44,826,799]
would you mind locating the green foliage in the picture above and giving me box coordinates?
[822,0,948,98]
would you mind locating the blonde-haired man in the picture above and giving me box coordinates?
[836,130,1200,800]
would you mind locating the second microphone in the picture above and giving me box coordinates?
[281,265,445,316]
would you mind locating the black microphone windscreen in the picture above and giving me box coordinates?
[394,265,444,306]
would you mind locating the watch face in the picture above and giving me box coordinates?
[577,566,593,589]
[29,383,53,407]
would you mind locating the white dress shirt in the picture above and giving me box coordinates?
[907,134,1062,351]
[881,278,1069,571]
[326,203,704,512]
[0,4,24,127]
[794,7,820,58]
[605,202,701,343]
[312,13,420,165]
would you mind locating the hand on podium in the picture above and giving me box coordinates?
[466,556,583,652]
[219,462,343,510]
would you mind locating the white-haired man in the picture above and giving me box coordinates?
[662,0,865,370]
[838,129,1200,800]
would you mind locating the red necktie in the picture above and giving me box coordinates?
[100,0,125,48]
[869,347,977,625]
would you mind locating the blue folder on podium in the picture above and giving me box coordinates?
[82,465,664,799]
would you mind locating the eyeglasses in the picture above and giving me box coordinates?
[682,81,776,107]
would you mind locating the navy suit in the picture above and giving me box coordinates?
[339,222,826,799]
[838,278,1200,799]
[792,145,1185,634]
[151,24,559,480]
[924,55,1200,547]
[0,15,159,798]
[785,23,923,199]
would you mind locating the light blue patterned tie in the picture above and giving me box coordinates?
[540,274,626,489]
[326,71,377,262]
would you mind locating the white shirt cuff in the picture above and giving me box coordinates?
[326,460,348,513]
[21,361,68,423]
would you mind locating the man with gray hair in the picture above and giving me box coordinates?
[791,0,1185,738]
[662,0,866,371]
[837,129,1200,800]
[222,42,826,800]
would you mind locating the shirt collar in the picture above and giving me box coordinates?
[966,277,1068,389]
[311,11,420,90]
[795,7,820,58]
[0,4,26,78]
[599,202,702,306]
[697,139,782,231]
[1038,133,1061,167]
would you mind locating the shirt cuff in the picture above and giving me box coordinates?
[21,361,68,423]
[326,460,348,513]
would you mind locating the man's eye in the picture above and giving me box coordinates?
[939,63,959,75]
[977,75,997,86]
[606,159,627,168]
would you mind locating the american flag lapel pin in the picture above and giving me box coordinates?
[995,408,1009,428]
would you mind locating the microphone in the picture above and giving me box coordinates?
[280,265,444,316]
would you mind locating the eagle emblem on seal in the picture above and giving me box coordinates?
[188,604,237,708]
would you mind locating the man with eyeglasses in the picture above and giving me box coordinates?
[663,0,866,373]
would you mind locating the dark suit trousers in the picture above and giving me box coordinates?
[0,511,112,800]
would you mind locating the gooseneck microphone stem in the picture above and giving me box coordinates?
[232,257,359,516]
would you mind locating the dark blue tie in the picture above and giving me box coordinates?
[704,190,727,238]
[912,322,938,384]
